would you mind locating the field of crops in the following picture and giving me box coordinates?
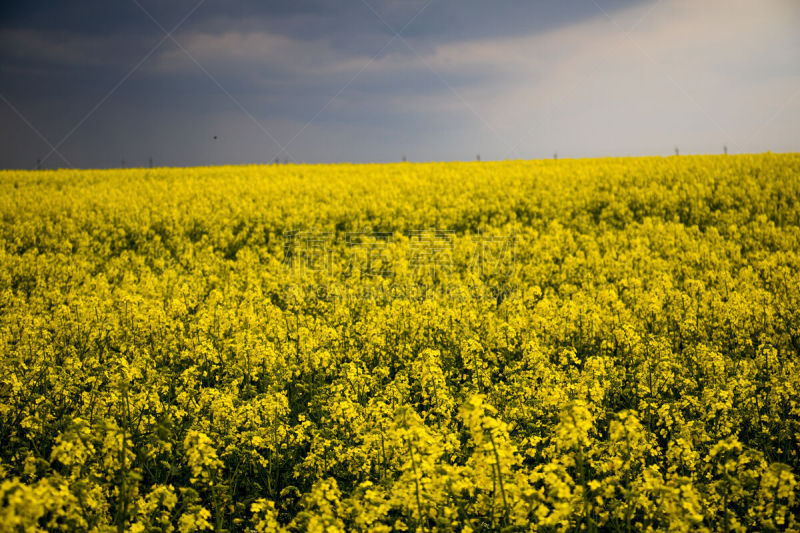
[1,154,799,532]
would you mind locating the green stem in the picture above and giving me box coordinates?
[407,439,426,533]
[488,430,510,526]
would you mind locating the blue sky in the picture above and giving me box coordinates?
[1,0,798,168]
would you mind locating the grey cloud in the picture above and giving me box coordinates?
[0,0,797,168]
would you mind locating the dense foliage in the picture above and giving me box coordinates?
[1,154,800,532]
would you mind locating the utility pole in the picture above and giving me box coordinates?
[554,152,558,160]
[36,158,41,170]
[723,145,728,155]
[675,147,679,156]
[476,154,480,162]
[149,157,153,168]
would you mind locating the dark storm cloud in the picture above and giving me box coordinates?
[0,1,644,41]
[0,1,646,75]
[0,0,798,168]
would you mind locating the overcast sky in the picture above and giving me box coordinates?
[1,0,798,168]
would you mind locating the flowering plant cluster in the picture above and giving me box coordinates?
[1,154,799,531]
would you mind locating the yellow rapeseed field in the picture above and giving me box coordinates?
[1,154,799,531]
